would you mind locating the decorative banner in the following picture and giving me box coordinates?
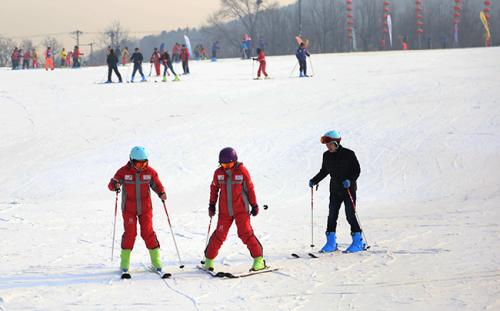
[387,15,393,47]
[480,11,491,46]
[454,0,461,45]
[483,0,491,46]
[346,0,353,50]
[416,0,424,36]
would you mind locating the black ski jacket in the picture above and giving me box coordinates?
[310,145,361,195]
[130,52,143,65]
[107,53,118,67]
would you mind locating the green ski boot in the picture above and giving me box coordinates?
[173,75,180,82]
[120,249,131,271]
[149,248,162,270]
[204,258,215,271]
[251,256,266,271]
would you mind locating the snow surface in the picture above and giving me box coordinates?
[0,48,499,311]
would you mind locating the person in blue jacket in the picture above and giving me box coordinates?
[295,42,310,77]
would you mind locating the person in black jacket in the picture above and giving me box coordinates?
[309,130,366,253]
[160,50,179,82]
[106,49,122,83]
[130,47,146,82]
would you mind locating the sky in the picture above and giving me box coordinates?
[1,0,296,48]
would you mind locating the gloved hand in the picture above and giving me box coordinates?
[253,58,257,61]
[159,192,167,201]
[342,179,351,189]
[208,204,216,217]
[114,182,121,193]
[250,205,259,216]
[309,180,315,188]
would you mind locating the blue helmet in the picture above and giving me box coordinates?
[320,130,341,144]
[130,146,148,161]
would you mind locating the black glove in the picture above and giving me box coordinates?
[309,180,315,188]
[250,205,259,216]
[208,204,216,217]
[114,182,121,193]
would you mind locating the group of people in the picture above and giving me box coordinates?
[10,46,83,71]
[108,130,366,276]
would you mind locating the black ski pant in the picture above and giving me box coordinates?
[299,59,307,76]
[131,63,144,79]
[182,60,189,74]
[163,61,177,76]
[107,65,122,82]
[326,190,361,233]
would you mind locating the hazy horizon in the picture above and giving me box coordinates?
[1,0,296,48]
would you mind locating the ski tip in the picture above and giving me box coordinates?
[179,265,185,269]
[162,273,172,279]
[291,253,300,258]
[308,253,319,258]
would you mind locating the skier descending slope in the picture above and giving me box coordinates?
[309,131,366,253]
[204,147,266,272]
[295,42,310,77]
[108,146,167,278]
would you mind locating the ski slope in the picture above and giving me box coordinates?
[1,47,499,311]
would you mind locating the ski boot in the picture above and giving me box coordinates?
[149,248,162,270]
[264,75,271,80]
[251,256,266,271]
[141,74,147,82]
[173,75,180,82]
[319,232,337,253]
[120,249,131,271]
[204,258,215,271]
[299,72,304,78]
[162,76,167,82]
[344,232,366,253]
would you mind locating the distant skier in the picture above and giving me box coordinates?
[211,41,220,61]
[296,42,310,77]
[309,130,366,253]
[32,49,38,68]
[72,46,83,68]
[400,36,409,50]
[11,47,20,70]
[180,44,190,75]
[66,50,73,67]
[44,47,54,71]
[203,147,267,272]
[253,48,269,80]
[160,50,180,82]
[130,47,146,82]
[106,48,122,83]
[150,47,161,76]
[60,48,67,67]
[172,43,181,63]
[108,146,167,277]
[121,47,130,66]
[22,49,31,69]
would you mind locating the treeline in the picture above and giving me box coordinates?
[1,0,497,67]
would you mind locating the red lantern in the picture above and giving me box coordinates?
[485,14,491,20]
[454,6,461,11]
[455,0,460,3]
[484,7,491,13]
[484,0,490,5]
[417,29,424,33]
[347,5,352,11]
[454,12,461,18]
[417,21,424,26]
[347,20,353,25]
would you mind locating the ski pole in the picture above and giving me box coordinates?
[347,188,369,249]
[204,216,213,250]
[308,56,315,76]
[111,191,119,262]
[161,200,185,269]
[148,63,153,76]
[252,59,255,78]
[310,187,315,250]
[289,61,298,77]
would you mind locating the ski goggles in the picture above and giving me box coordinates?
[320,136,340,145]
[132,159,148,170]
[220,162,236,169]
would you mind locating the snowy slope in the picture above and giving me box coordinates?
[0,48,499,311]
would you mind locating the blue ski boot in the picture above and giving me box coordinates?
[319,232,337,253]
[344,232,366,253]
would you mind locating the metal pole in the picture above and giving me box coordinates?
[111,191,119,261]
[161,200,185,269]
[298,0,303,36]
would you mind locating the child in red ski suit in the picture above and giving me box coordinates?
[108,146,167,273]
[203,147,266,271]
[253,48,269,79]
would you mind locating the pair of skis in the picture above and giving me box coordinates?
[196,265,278,279]
[121,267,171,279]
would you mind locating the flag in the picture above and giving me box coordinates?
[480,11,491,43]
[387,15,393,47]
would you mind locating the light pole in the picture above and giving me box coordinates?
[298,0,302,36]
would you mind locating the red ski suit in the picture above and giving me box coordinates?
[205,162,263,259]
[257,50,268,77]
[108,162,165,250]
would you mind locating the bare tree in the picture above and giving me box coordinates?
[102,21,129,48]
[41,36,61,52]
[0,35,16,67]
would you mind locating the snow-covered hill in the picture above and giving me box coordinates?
[1,47,499,310]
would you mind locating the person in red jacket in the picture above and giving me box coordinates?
[108,146,167,275]
[253,48,269,80]
[150,47,161,76]
[180,45,190,75]
[203,147,266,271]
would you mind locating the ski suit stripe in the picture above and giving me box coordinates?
[225,169,233,217]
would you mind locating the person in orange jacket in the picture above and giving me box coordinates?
[108,146,167,276]
[253,48,269,80]
[203,147,267,272]
[44,47,54,71]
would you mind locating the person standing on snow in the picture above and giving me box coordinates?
[108,146,167,276]
[60,48,67,67]
[106,48,122,83]
[121,47,129,66]
[11,47,20,70]
[44,47,54,71]
[203,147,267,272]
[296,42,310,77]
[32,49,39,68]
[253,48,269,80]
[22,49,31,69]
[211,41,220,61]
[130,47,146,82]
[160,50,180,82]
[180,44,190,75]
[308,130,365,253]
[150,47,161,76]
